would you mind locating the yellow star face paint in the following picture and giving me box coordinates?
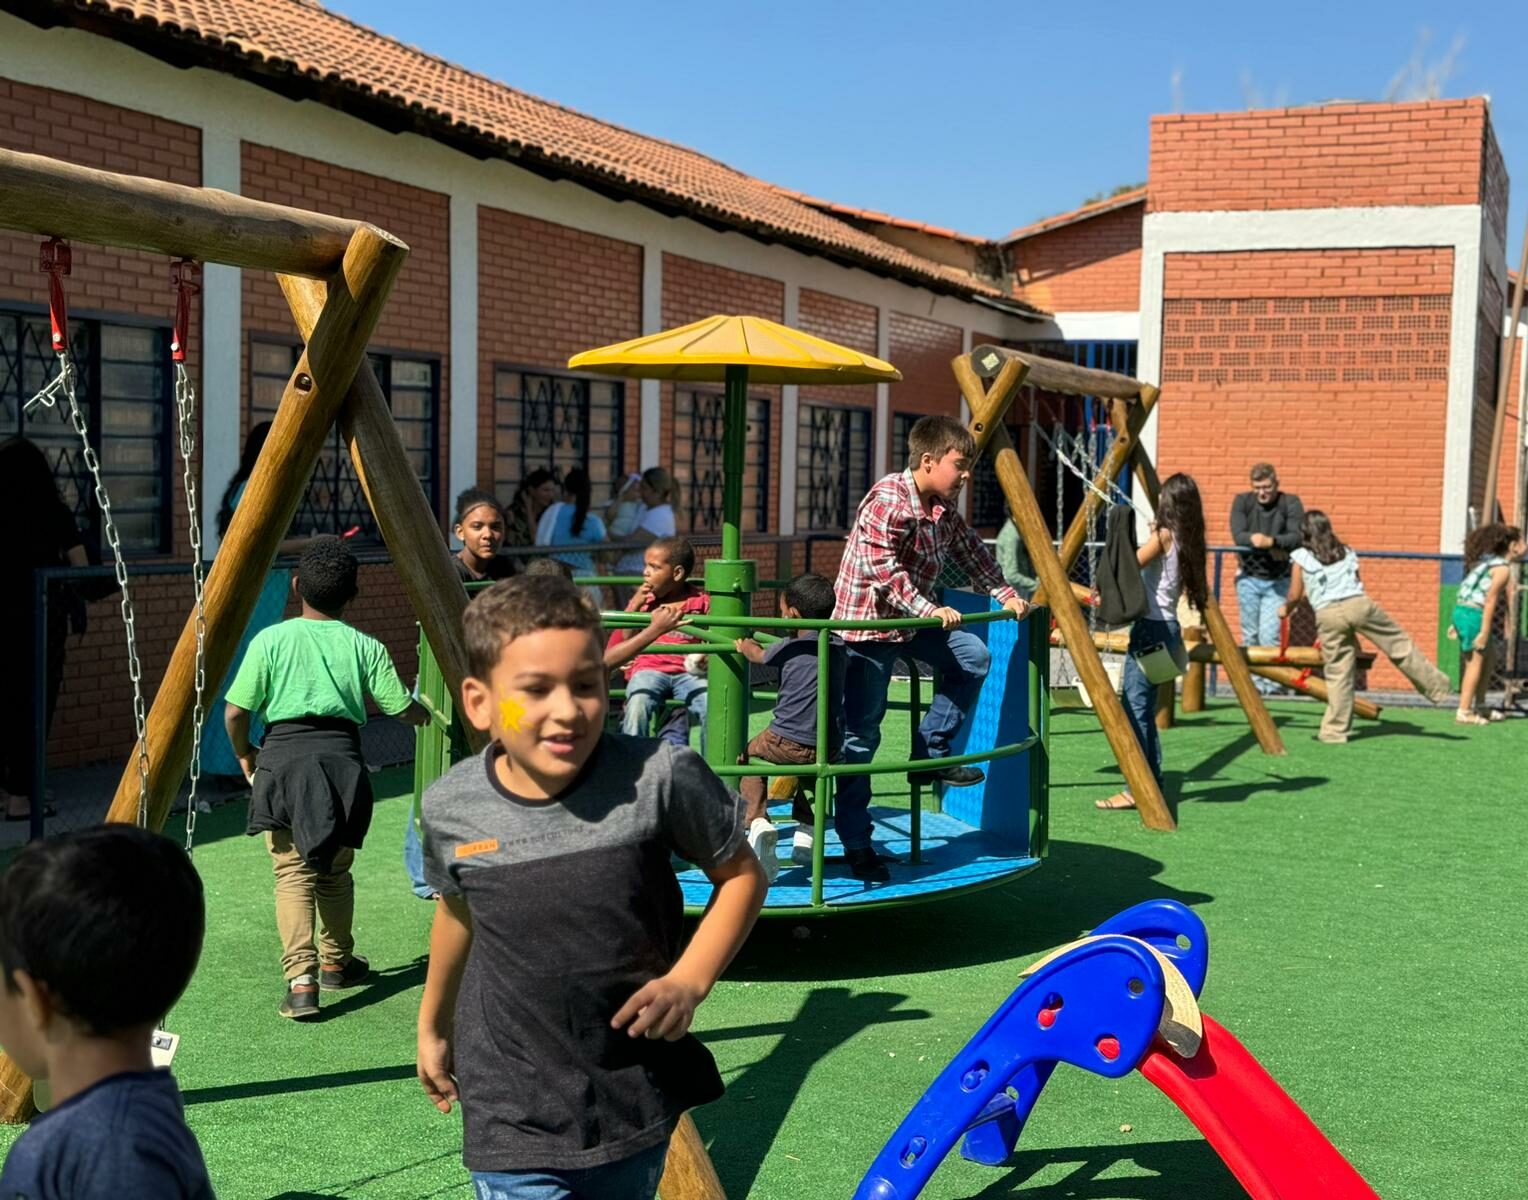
[499,695,526,732]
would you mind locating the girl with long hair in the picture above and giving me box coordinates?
[201,421,313,780]
[534,466,609,607]
[1447,521,1523,725]
[1279,510,1451,743]
[452,488,514,583]
[503,468,558,557]
[1098,472,1207,812]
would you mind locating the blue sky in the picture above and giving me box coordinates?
[343,0,1525,261]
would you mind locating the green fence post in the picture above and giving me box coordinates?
[1028,608,1051,858]
[703,364,754,775]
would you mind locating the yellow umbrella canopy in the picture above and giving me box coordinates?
[567,314,902,385]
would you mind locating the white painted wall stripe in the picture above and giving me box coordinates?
[779,283,800,536]
[639,246,662,470]
[447,193,478,517]
[197,122,241,559]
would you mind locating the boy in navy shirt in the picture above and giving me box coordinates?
[733,573,845,882]
[0,824,214,1199]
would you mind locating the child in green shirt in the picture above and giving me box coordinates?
[224,536,428,1020]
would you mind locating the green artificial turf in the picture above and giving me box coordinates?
[2,696,1521,1199]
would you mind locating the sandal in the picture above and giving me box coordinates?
[1455,711,1490,727]
[1094,792,1137,811]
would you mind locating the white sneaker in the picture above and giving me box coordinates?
[747,818,780,884]
[791,829,814,865]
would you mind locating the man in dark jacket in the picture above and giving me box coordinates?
[1230,463,1304,694]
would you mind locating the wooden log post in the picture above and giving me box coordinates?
[1155,681,1175,730]
[1182,625,1206,712]
[280,275,483,751]
[0,224,413,1126]
[658,1113,728,1200]
[1250,663,1382,721]
[956,354,1175,831]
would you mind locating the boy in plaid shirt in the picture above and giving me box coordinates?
[832,415,1029,881]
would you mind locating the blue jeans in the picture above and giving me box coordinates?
[1123,617,1180,790]
[403,806,434,900]
[836,628,992,851]
[622,670,707,754]
[471,1140,668,1199]
[1235,574,1289,694]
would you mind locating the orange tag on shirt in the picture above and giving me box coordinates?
[455,838,499,859]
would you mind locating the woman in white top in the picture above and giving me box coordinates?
[608,467,681,601]
[1279,510,1450,744]
[1099,473,1209,811]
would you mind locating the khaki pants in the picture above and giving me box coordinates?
[266,830,355,980]
[1315,596,1451,742]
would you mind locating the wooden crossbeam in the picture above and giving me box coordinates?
[0,148,358,276]
[969,343,1145,401]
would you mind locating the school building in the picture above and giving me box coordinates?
[0,0,1519,769]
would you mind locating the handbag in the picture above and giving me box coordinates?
[1133,638,1188,685]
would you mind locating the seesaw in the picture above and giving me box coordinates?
[853,899,1382,1200]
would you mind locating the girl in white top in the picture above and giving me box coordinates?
[1280,510,1451,743]
[610,467,681,576]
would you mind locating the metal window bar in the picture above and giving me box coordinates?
[493,367,625,509]
[673,388,770,533]
[797,403,871,531]
[250,338,441,540]
[2,307,173,557]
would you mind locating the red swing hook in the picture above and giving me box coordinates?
[171,259,200,364]
[39,238,71,354]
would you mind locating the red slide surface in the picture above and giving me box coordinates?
[1138,1015,1382,1200]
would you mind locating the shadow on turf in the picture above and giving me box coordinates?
[961,1138,1241,1198]
[726,840,1211,985]
[699,985,930,1198]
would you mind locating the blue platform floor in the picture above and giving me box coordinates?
[677,804,1039,913]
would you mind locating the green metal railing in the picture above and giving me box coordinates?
[414,593,1050,911]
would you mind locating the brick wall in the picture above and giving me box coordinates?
[661,254,784,534]
[1010,202,1143,312]
[239,139,451,509]
[1157,248,1456,686]
[1148,99,1490,213]
[477,208,644,488]
[888,311,962,416]
[1468,124,1511,521]
[0,80,206,770]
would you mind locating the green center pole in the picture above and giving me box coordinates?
[704,364,755,773]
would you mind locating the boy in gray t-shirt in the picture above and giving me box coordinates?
[416,576,766,1197]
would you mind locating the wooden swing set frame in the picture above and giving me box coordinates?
[955,343,1287,834]
[0,145,482,1121]
[0,147,736,1200]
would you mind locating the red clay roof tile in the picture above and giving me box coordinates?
[68,0,1041,310]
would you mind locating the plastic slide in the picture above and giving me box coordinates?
[1139,1014,1381,1200]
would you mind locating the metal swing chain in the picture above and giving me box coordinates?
[27,351,152,828]
[172,260,206,854]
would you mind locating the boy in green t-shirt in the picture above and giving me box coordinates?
[224,536,428,1019]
